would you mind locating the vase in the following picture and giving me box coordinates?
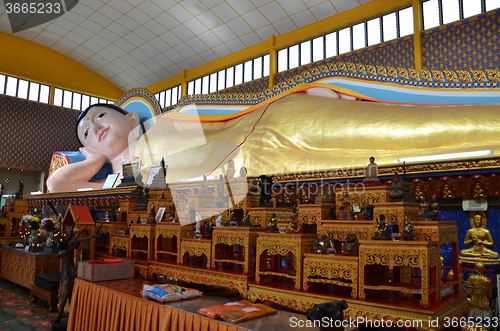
[28,229,38,245]
[326,247,337,255]
[46,231,54,247]
[391,232,402,241]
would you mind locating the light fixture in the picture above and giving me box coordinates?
[77,188,94,191]
[30,191,42,195]
[398,150,493,163]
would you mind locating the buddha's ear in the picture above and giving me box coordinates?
[127,111,140,126]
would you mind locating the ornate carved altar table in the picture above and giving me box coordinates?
[128,211,148,225]
[130,224,156,260]
[0,245,60,288]
[303,253,359,298]
[109,234,130,257]
[358,240,439,308]
[372,202,419,233]
[318,220,375,252]
[413,220,460,298]
[335,185,390,217]
[155,222,194,264]
[255,233,315,291]
[96,221,128,254]
[247,207,293,228]
[299,204,334,224]
[211,227,264,274]
[181,238,212,269]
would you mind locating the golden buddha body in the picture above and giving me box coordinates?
[460,214,499,259]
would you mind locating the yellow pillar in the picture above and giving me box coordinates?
[181,69,187,97]
[269,34,277,88]
[49,85,55,106]
[412,0,423,70]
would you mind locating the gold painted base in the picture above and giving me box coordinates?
[247,284,469,331]
[460,256,499,266]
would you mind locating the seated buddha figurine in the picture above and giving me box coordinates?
[315,185,334,204]
[362,157,381,186]
[198,175,209,195]
[266,213,279,233]
[416,198,430,221]
[461,213,499,259]
[388,172,404,202]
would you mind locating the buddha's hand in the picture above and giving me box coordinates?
[80,147,108,164]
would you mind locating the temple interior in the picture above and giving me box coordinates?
[0,0,499,330]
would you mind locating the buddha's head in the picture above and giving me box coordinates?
[473,214,483,228]
[76,104,140,161]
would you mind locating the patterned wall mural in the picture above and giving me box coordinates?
[0,95,80,172]
[339,36,414,69]
[218,77,270,95]
[423,8,500,71]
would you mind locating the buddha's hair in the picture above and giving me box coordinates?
[75,103,128,146]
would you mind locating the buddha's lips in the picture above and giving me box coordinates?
[99,128,109,142]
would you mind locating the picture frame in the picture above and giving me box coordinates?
[145,166,162,186]
[156,207,166,222]
[102,173,119,189]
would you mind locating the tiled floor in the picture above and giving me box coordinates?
[0,278,58,331]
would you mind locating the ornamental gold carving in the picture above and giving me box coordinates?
[261,243,292,256]
[214,236,245,246]
[156,230,177,239]
[305,264,354,282]
[364,253,420,268]
[131,230,149,238]
[183,246,208,257]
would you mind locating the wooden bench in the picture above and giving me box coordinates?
[31,284,58,312]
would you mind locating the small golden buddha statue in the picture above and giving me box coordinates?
[413,186,424,201]
[226,159,236,179]
[442,185,455,199]
[460,213,499,259]
[472,184,486,198]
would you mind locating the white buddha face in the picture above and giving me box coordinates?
[77,106,140,160]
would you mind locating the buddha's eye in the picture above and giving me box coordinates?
[84,128,89,139]
[97,113,105,119]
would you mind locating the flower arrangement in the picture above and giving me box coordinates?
[41,217,56,232]
[21,215,41,230]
